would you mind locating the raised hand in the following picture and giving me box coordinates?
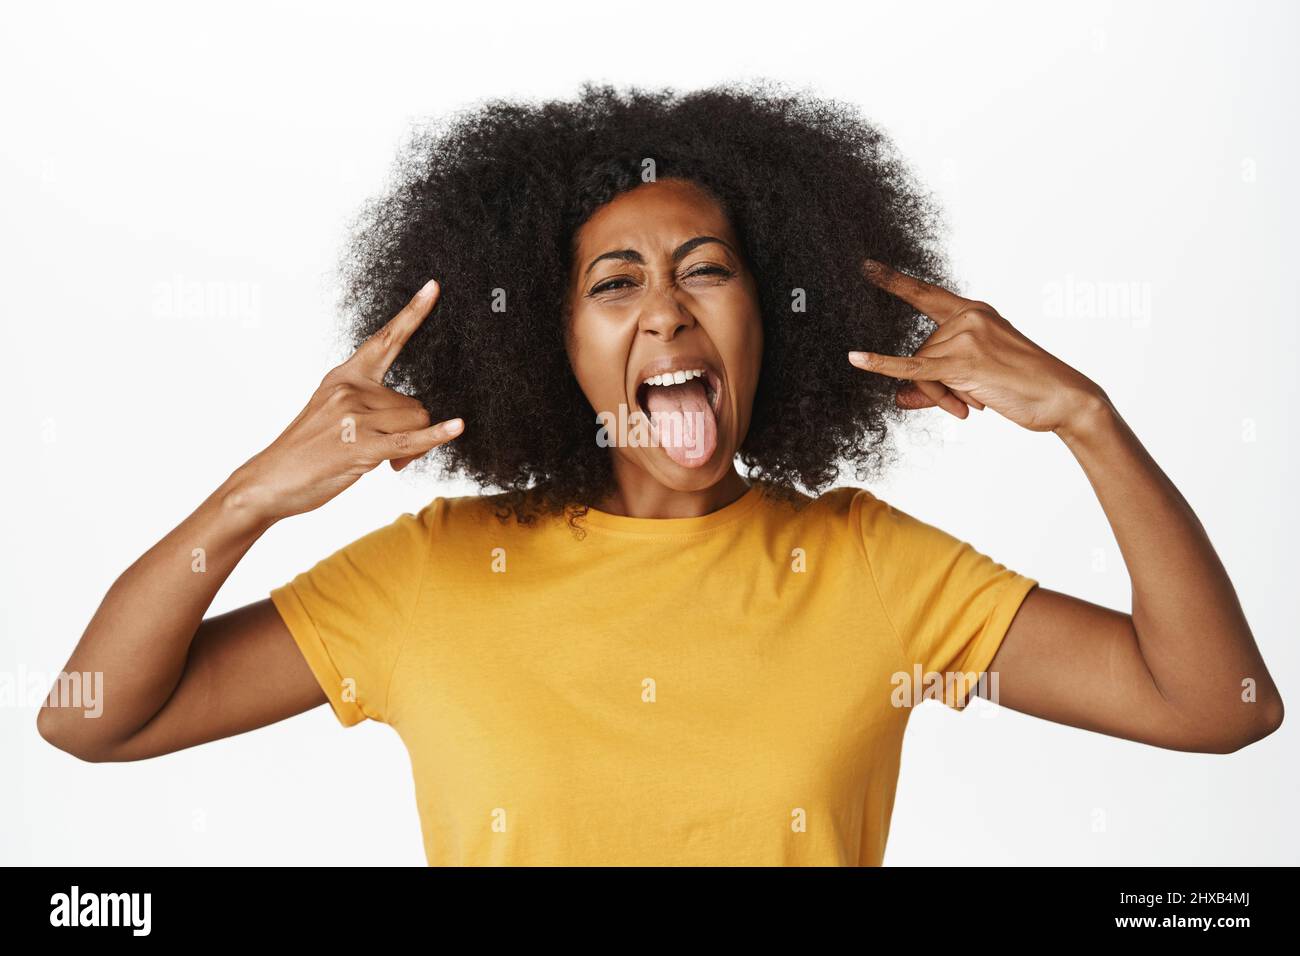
[849,259,1104,432]
[230,279,462,522]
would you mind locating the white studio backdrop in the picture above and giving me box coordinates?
[2,0,1296,865]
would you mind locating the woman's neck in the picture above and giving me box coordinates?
[594,462,751,519]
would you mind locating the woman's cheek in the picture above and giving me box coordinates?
[570,311,636,415]
[709,301,762,398]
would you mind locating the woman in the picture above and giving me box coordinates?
[37,82,1283,866]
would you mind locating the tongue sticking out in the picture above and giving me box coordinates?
[643,378,718,468]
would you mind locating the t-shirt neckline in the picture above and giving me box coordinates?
[579,483,764,535]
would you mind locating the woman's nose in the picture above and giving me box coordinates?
[637,287,696,339]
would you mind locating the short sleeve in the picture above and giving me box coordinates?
[270,499,440,727]
[853,489,1038,711]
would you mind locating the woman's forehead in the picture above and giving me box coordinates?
[574,179,735,256]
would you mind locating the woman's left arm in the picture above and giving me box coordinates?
[851,260,1284,753]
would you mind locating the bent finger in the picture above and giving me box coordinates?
[910,378,969,419]
[894,383,937,410]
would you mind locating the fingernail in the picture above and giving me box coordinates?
[419,278,439,298]
[444,418,463,435]
[848,351,870,365]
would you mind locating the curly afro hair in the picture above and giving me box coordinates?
[339,80,950,524]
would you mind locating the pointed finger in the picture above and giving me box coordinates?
[862,259,966,323]
[347,279,440,384]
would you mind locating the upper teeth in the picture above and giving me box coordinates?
[643,368,706,387]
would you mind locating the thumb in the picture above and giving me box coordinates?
[388,418,464,470]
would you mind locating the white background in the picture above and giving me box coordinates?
[3,0,1296,865]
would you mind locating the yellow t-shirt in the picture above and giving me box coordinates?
[269,483,1038,866]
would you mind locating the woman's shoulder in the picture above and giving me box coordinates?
[765,483,881,519]
[413,488,572,539]
[739,484,890,547]
[761,484,946,553]
[415,490,524,528]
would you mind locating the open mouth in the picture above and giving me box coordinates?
[632,360,723,468]
[635,366,720,415]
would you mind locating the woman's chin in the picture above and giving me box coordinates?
[643,447,734,490]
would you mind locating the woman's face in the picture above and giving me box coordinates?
[564,178,763,493]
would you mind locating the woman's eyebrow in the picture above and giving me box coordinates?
[583,236,734,277]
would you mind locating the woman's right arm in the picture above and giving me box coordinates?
[36,279,461,762]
